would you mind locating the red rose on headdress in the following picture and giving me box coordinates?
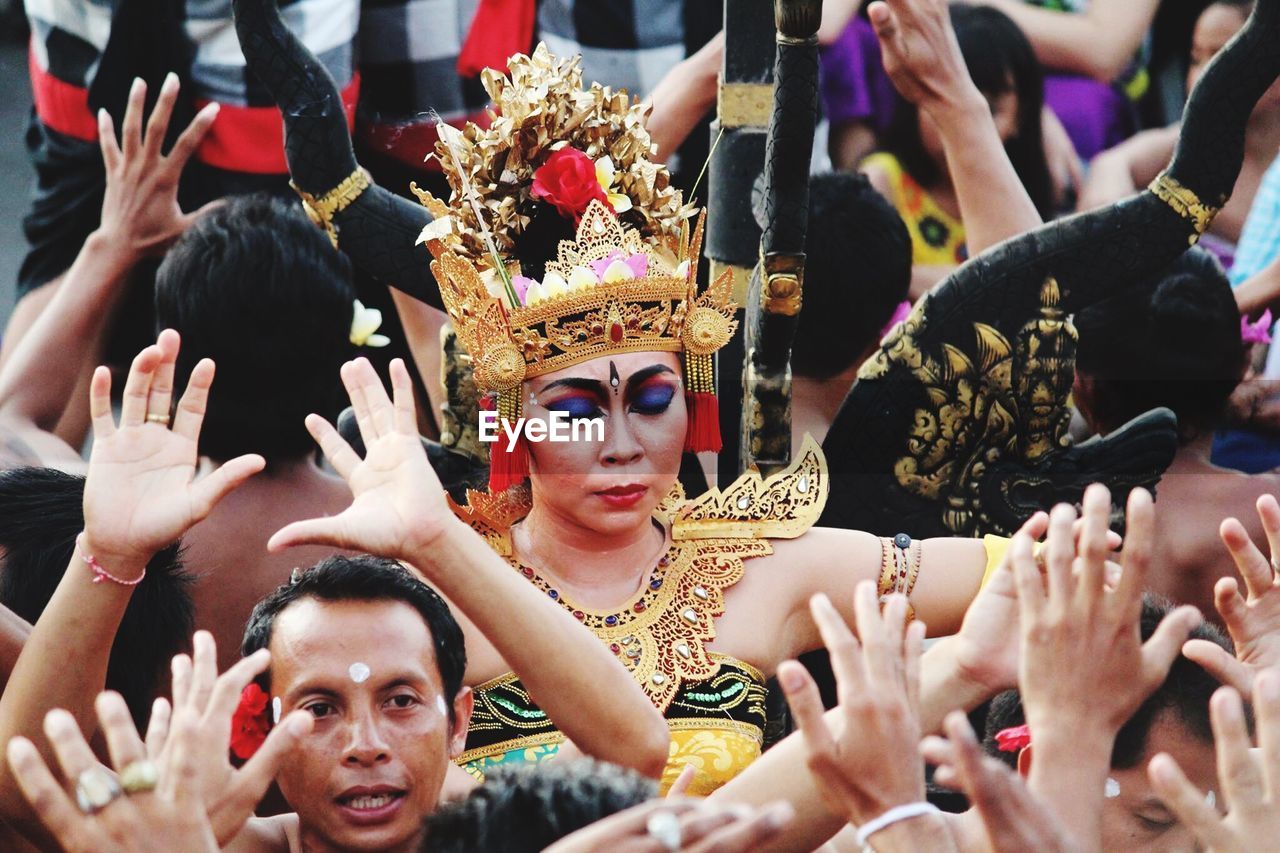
[230,683,271,760]
[532,148,610,223]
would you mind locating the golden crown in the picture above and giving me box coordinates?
[426,199,737,396]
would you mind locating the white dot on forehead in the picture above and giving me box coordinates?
[1104,778,1121,799]
[272,697,282,725]
[348,662,371,683]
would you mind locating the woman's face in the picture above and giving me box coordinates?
[524,351,687,536]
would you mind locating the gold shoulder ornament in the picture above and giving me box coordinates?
[673,434,829,540]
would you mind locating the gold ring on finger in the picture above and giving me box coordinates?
[119,759,159,795]
[145,413,170,425]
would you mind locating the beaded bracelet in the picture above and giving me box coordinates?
[76,535,146,586]
[878,533,921,620]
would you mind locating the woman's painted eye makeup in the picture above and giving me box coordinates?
[628,381,678,415]
[541,393,605,420]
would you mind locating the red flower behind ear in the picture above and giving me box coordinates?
[230,683,271,760]
[994,723,1031,753]
[532,148,610,223]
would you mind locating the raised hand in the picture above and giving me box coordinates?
[778,587,933,840]
[157,631,312,845]
[867,0,972,110]
[921,711,1080,853]
[1013,484,1201,848]
[268,358,450,561]
[1184,495,1280,696]
[82,330,264,573]
[1015,485,1201,737]
[97,75,220,258]
[6,692,218,852]
[1148,669,1280,853]
[544,798,795,853]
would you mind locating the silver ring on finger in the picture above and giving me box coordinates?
[646,810,682,852]
[119,759,158,795]
[75,766,123,814]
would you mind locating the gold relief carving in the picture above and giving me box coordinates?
[862,279,1078,536]
[293,168,372,248]
[1148,171,1221,242]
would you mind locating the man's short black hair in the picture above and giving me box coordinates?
[983,594,1229,768]
[155,193,356,463]
[0,467,193,726]
[421,759,657,853]
[792,172,912,379]
[241,556,466,718]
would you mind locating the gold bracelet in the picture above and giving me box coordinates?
[878,534,918,621]
[292,167,372,248]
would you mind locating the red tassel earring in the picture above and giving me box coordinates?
[483,389,531,492]
[683,352,722,453]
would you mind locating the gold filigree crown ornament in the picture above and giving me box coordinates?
[413,45,738,492]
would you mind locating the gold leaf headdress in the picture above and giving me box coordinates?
[415,45,738,491]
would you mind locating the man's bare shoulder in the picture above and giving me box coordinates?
[223,814,299,853]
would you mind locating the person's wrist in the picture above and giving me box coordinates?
[921,85,989,126]
[401,514,471,569]
[868,811,956,853]
[77,532,149,584]
[83,228,143,271]
[934,638,1008,705]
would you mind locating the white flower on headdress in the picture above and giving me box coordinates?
[415,217,453,245]
[594,157,633,214]
[350,300,391,348]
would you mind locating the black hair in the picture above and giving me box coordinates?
[420,759,658,853]
[0,467,193,727]
[792,171,912,378]
[1074,248,1245,442]
[880,3,1054,218]
[241,556,466,720]
[983,595,1229,769]
[154,193,356,463]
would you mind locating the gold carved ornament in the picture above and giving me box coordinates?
[292,167,372,249]
[1148,171,1222,246]
[858,278,1077,536]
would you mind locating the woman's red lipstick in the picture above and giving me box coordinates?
[594,484,648,508]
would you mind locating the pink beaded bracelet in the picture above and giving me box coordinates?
[76,535,146,586]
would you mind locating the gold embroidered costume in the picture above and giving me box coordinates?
[453,441,828,794]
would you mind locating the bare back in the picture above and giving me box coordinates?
[184,459,353,671]
[1148,445,1280,617]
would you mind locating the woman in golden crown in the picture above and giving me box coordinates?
[231,0,1017,794]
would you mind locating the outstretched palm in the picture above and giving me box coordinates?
[1184,495,1280,695]
[82,330,264,570]
[269,358,449,563]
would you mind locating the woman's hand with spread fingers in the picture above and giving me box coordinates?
[97,75,221,259]
[1184,495,1280,696]
[268,357,452,562]
[82,329,265,575]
